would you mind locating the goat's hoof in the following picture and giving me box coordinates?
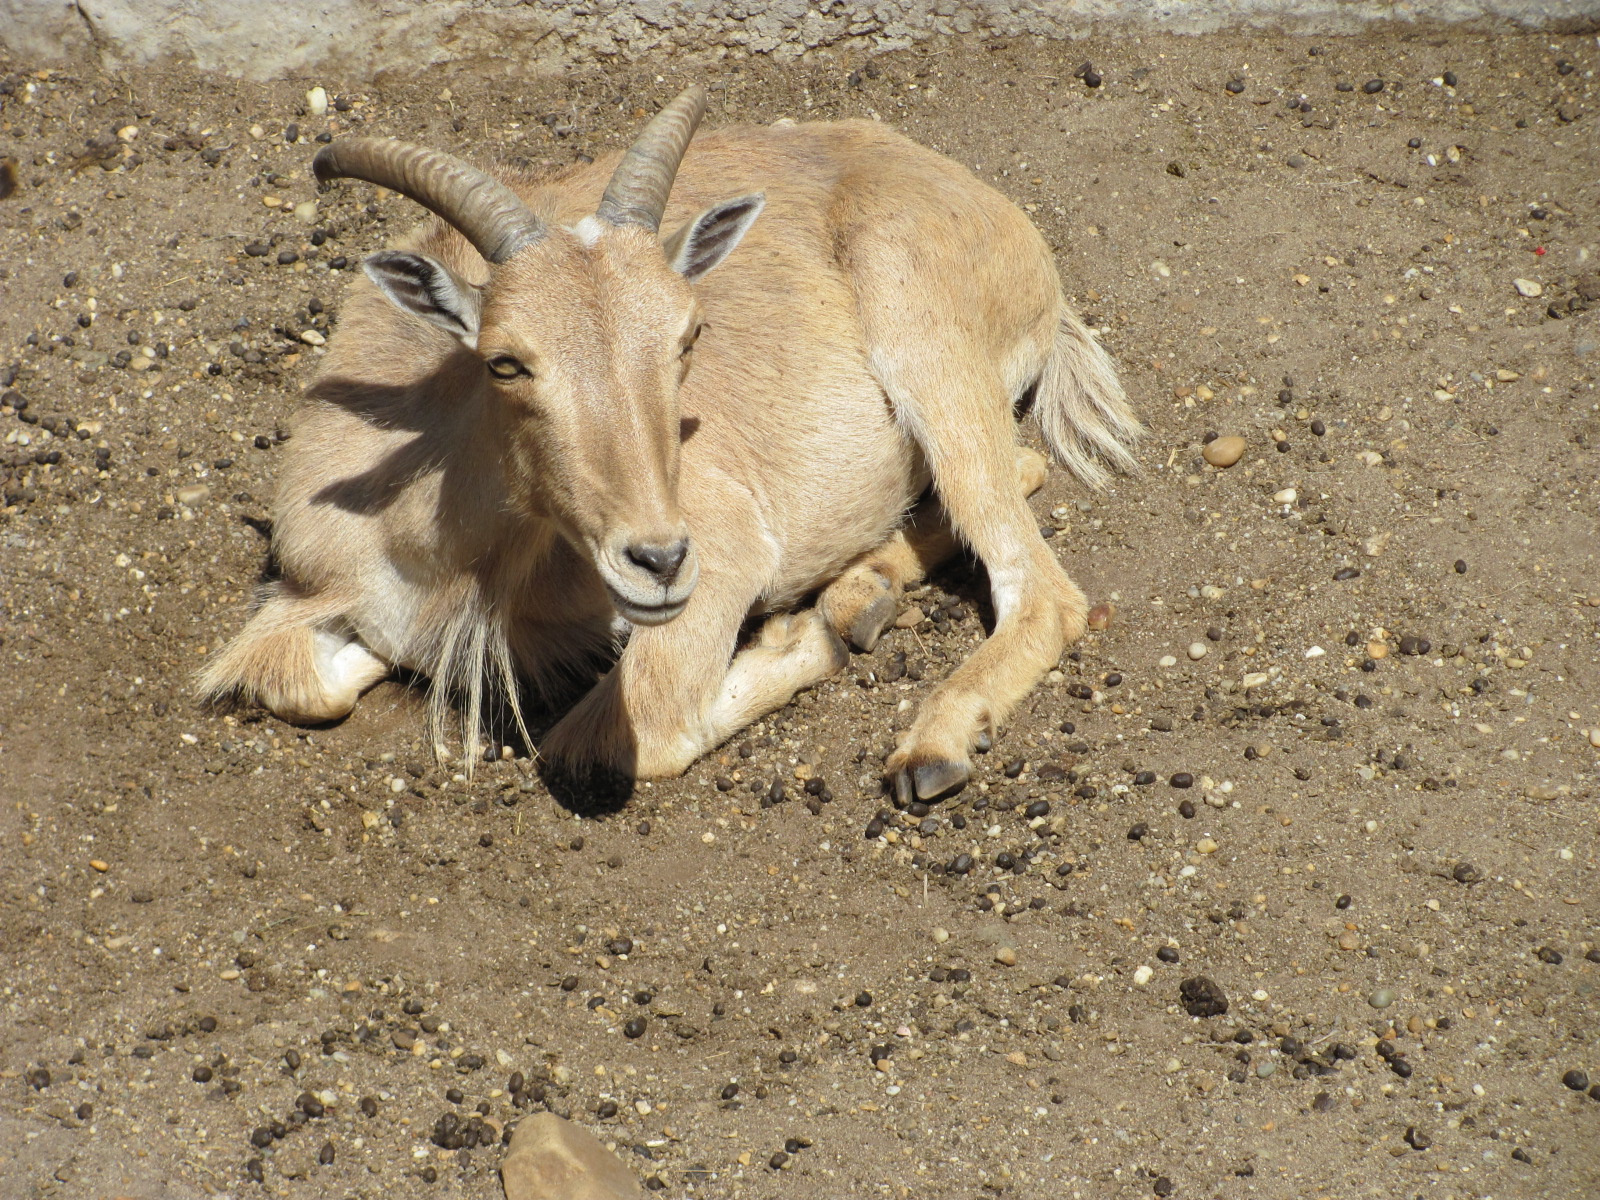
[887,755,970,804]
[846,591,899,654]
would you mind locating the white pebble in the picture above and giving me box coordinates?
[1187,642,1208,661]
[306,86,329,117]
[1158,655,1178,668]
[1513,277,1543,298]
[1304,645,1325,658]
[1272,488,1297,504]
[931,927,949,944]
[1132,965,1154,986]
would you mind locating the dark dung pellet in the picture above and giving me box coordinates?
[624,1017,647,1039]
[1169,772,1194,789]
[1562,1069,1589,1092]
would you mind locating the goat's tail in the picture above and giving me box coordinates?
[1033,305,1143,490]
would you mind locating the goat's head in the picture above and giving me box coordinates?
[313,86,762,625]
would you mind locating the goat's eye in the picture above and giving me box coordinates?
[680,323,704,358]
[486,354,528,379]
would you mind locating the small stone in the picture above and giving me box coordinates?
[1179,976,1228,1017]
[1368,988,1397,1009]
[1513,278,1543,298]
[1086,602,1115,631]
[1195,837,1218,855]
[1405,1126,1432,1151]
[1133,965,1154,986]
[1363,78,1385,94]
[1202,435,1246,467]
[1187,642,1208,661]
[1366,641,1388,660]
[306,86,329,117]
[931,927,949,944]
[994,946,1017,967]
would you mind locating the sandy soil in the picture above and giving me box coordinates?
[2,26,1598,1200]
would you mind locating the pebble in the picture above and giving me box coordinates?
[1202,435,1246,467]
[1368,988,1397,1009]
[1513,278,1543,298]
[1086,602,1115,631]
[306,86,329,117]
[1132,965,1154,986]
[1178,976,1228,1017]
[1186,642,1208,661]
[994,946,1017,967]
[1195,837,1218,855]
[1158,655,1178,668]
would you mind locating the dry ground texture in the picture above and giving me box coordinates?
[2,25,1599,1200]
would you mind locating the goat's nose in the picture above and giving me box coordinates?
[625,539,689,582]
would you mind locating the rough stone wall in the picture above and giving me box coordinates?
[2,0,1596,80]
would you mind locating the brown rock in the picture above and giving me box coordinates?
[501,1113,643,1200]
[1202,435,1247,468]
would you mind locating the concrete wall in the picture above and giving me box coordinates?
[3,0,1596,80]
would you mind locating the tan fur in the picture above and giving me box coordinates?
[202,110,1140,797]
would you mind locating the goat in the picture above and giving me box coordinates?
[200,85,1140,802]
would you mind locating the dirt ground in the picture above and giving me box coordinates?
[2,24,1598,1200]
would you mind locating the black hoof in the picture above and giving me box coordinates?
[913,759,970,801]
[847,592,899,654]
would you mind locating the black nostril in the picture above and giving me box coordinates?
[626,539,689,581]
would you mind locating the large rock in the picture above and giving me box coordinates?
[501,1114,643,1200]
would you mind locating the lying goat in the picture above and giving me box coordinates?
[202,86,1140,801]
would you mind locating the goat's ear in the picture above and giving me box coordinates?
[362,250,481,346]
[663,193,765,282]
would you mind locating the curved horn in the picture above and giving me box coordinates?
[313,138,543,264]
[596,84,708,232]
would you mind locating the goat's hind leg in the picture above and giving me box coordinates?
[199,588,389,723]
[874,363,1085,803]
[819,445,1050,653]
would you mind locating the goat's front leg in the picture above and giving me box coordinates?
[199,588,390,723]
[540,585,847,780]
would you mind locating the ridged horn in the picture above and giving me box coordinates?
[596,85,708,232]
[312,138,543,264]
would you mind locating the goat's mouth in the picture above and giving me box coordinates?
[608,590,690,626]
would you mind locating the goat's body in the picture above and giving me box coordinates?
[204,117,1137,790]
